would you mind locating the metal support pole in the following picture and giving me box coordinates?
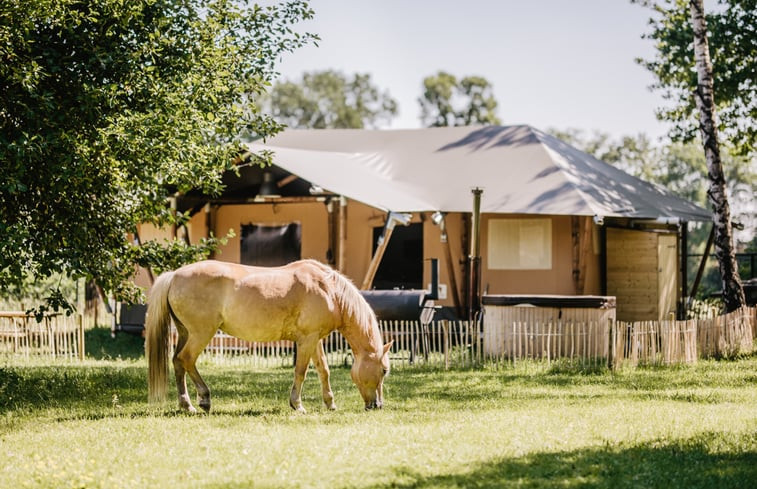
[337,196,347,273]
[679,221,688,319]
[468,188,483,322]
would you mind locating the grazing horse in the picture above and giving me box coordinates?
[145,259,392,413]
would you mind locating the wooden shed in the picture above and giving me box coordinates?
[606,228,678,321]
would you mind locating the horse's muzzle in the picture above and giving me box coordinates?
[365,400,383,410]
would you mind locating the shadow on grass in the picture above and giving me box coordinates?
[202,431,757,489]
[370,432,757,489]
[0,363,296,417]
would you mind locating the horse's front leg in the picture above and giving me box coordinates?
[290,336,317,413]
[313,339,336,410]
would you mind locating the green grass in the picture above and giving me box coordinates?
[0,330,756,488]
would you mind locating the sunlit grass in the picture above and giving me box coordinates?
[1,345,756,488]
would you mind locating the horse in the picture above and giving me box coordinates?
[145,259,392,413]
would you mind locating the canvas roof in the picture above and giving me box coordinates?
[244,125,711,221]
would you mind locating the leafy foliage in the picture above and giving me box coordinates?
[637,0,756,156]
[419,71,501,127]
[0,0,316,306]
[263,69,398,129]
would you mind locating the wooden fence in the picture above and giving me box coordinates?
[0,312,85,360]
[611,306,755,367]
[194,320,484,369]
[196,307,755,369]
[2,307,754,368]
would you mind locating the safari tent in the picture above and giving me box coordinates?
[136,125,711,322]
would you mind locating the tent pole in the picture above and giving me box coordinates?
[439,215,463,317]
[337,196,347,273]
[325,198,336,266]
[468,188,483,322]
[679,221,688,319]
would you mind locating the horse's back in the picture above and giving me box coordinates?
[167,260,341,342]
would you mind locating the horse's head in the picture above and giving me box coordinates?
[351,341,392,410]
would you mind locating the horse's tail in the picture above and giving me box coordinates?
[146,271,175,403]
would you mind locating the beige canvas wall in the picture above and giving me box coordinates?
[480,214,601,296]
[212,201,330,264]
[136,202,602,308]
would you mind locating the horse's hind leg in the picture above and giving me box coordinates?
[172,319,195,413]
[313,340,336,410]
[173,319,215,413]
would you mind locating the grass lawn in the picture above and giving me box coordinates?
[0,327,755,488]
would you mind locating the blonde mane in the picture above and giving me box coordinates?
[317,264,378,336]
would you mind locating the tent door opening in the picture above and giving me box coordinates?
[371,223,423,290]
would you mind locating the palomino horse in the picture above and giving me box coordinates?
[146,259,392,413]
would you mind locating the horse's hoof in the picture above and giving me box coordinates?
[199,400,211,413]
[289,400,307,413]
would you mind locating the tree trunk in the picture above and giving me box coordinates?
[689,0,745,312]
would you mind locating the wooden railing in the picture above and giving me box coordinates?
[0,312,85,360]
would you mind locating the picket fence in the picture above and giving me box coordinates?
[1,307,754,369]
[611,306,756,368]
[196,306,756,369]
[0,312,85,360]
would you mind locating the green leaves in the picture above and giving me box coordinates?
[263,69,398,129]
[638,0,757,157]
[419,71,501,127]
[0,0,316,310]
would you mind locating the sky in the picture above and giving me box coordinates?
[270,0,674,141]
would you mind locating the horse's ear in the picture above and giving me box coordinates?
[383,341,394,356]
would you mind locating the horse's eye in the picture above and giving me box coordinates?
[382,368,389,376]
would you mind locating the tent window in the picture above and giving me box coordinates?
[488,218,552,270]
[240,222,301,266]
[372,223,423,289]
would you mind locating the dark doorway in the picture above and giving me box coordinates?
[240,223,301,266]
[372,223,423,289]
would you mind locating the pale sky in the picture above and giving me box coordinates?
[271,0,675,141]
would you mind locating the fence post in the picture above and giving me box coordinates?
[607,319,614,370]
[442,321,449,370]
[77,314,85,360]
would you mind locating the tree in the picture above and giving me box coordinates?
[264,70,398,129]
[0,0,316,311]
[419,71,501,127]
[637,0,749,311]
[637,0,756,156]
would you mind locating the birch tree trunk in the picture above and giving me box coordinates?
[689,0,745,312]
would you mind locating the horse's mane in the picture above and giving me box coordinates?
[312,262,378,336]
